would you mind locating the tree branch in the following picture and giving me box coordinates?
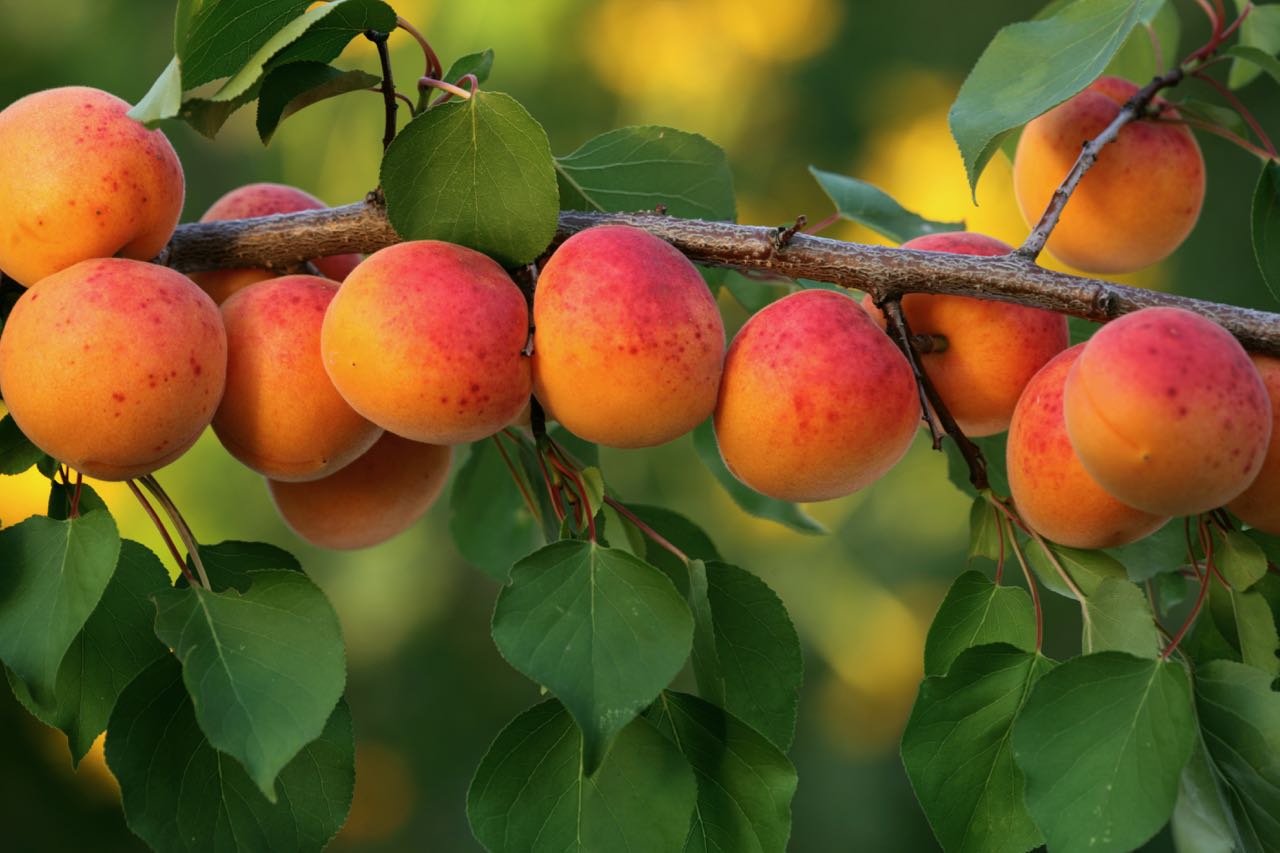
[157,203,1280,355]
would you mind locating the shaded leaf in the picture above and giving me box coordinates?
[257,62,381,143]
[1084,577,1160,657]
[1170,741,1239,853]
[449,439,544,583]
[0,415,43,476]
[1228,2,1280,89]
[626,504,720,597]
[923,570,1036,677]
[189,540,302,592]
[1252,159,1280,304]
[1026,539,1128,598]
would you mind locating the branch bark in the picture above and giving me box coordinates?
[157,202,1280,355]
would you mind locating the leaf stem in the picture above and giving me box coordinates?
[491,433,543,527]
[1161,517,1214,660]
[139,475,210,590]
[419,75,476,107]
[1007,531,1044,652]
[603,496,690,566]
[396,15,442,80]
[127,479,197,587]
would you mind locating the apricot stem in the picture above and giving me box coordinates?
[419,76,476,106]
[365,30,398,151]
[69,471,83,519]
[127,479,198,587]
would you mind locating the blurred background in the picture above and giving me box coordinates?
[0,1,1275,850]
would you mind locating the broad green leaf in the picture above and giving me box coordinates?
[175,0,313,90]
[1229,2,1280,89]
[1104,1,1179,83]
[0,511,120,703]
[1171,742,1239,853]
[1026,539,1128,597]
[556,126,736,222]
[152,570,346,799]
[443,49,495,85]
[902,645,1054,853]
[967,497,1003,563]
[626,504,721,597]
[923,571,1036,677]
[46,480,107,521]
[1012,652,1196,853]
[1188,581,1250,666]
[1226,45,1280,87]
[1154,570,1188,614]
[692,421,824,534]
[1195,660,1280,852]
[1252,159,1280,303]
[1084,578,1160,657]
[1231,588,1280,676]
[188,540,302,592]
[8,541,168,764]
[106,656,354,853]
[381,91,558,266]
[944,433,1011,498]
[647,692,797,853]
[688,561,803,751]
[491,541,694,772]
[808,167,963,244]
[129,56,184,126]
[257,62,381,143]
[178,87,261,139]
[467,700,697,853]
[949,0,1164,193]
[1110,520,1192,580]
[1216,529,1270,590]
[0,415,43,475]
[449,439,544,583]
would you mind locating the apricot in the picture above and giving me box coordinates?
[864,232,1068,436]
[190,183,362,304]
[0,87,184,286]
[0,259,225,480]
[1227,355,1280,534]
[268,433,452,550]
[532,225,724,448]
[714,289,919,502]
[321,241,530,444]
[1013,76,1205,273]
[213,275,383,482]
[1064,307,1271,516]
[1008,345,1168,548]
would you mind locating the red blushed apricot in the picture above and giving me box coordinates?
[268,434,451,550]
[1228,355,1280,534]
[0,259,225,480]
[532,225,725,448]
[1014,76,1205,273]
[1008,346,1168,548]
[0,87,184,286]
[321,241,531,444]
[190,183,361,304]
[213,276,383,482]
[714,289,919,502]
[865,233,1068,436]
[1064,307,1271,516]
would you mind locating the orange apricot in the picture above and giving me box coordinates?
[0,259,225,480]
[321,241,531,444]
[213,275,383,482]
[714,289,919,502]
[1008,345,1168,548]
[532,225,725,448]
[1064,307,1271,516]
[190,183,362,304]
[1227,354,1280,534]
[1013,76,1205,273]
[0,87,184,286]
[268,433,452,550]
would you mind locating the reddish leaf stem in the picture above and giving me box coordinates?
[127,480,198,587]
[602,495,691,566]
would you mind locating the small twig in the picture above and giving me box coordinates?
[367,86,416,115]
[802,212,840,235]
[127,480,198,586]
[772,216,807,252]
[139,476,211,590]
[365,30,397,150]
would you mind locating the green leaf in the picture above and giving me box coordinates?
[491,541,694,772]
[1012,652,1196,853]
[467,700,697,853]
[1229,2,1280,89]
[1216,529,1270,590]
[1232,588,1280,676]
[128,56,184,126]
[626,504,720,597]
[1252,159,1280,304]
[175,0,314,91]
[1226,45,1280,87]
[1175,99,1251,140]
[688,561,803,751]
[380,91,558,266]
[0,510,121,703]
[1026,540,1128,597]
[7,541,168,764]
[0,415,43,475]
[923,570,1036,677]
[1083,577,1160,657]
[1171,742,1239,853]
[949,0,1164,193]
[647,692,797,853]
[902,645,1054,853]
[152,570,346,799]
[106,656,354,853]
[443,49,495,85]
[722,271,790,314]
[257,62,381,143]
[692,420,824,534]
[1195,660,1280,852]
[808,166,963,244]
[556,126,736,222]
[449,439,544,583]
[944,433,1011,498]
[1109,521,1191,581]
[1103,1,1179,83]
[47,480,108,522]
[967,497,1003,563]
[189,540,302,592]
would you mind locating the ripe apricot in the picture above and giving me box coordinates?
[190,183,362,304]
[1227,355,1280,534]
[0,259,225,480]
[321,241,531,444]
[865,232,1068,436]
[1064,307,1271,516]
[1008,345,1167,548]
[1013,76,1205,273]
[268,433,452,550]
[532,225,724,448]
[213,275,383,482]
[714,289,919,502]
[0,87,184,286]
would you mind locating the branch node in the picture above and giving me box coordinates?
[772,216,807,253]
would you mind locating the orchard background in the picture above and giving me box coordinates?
[0,1,1278,851]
